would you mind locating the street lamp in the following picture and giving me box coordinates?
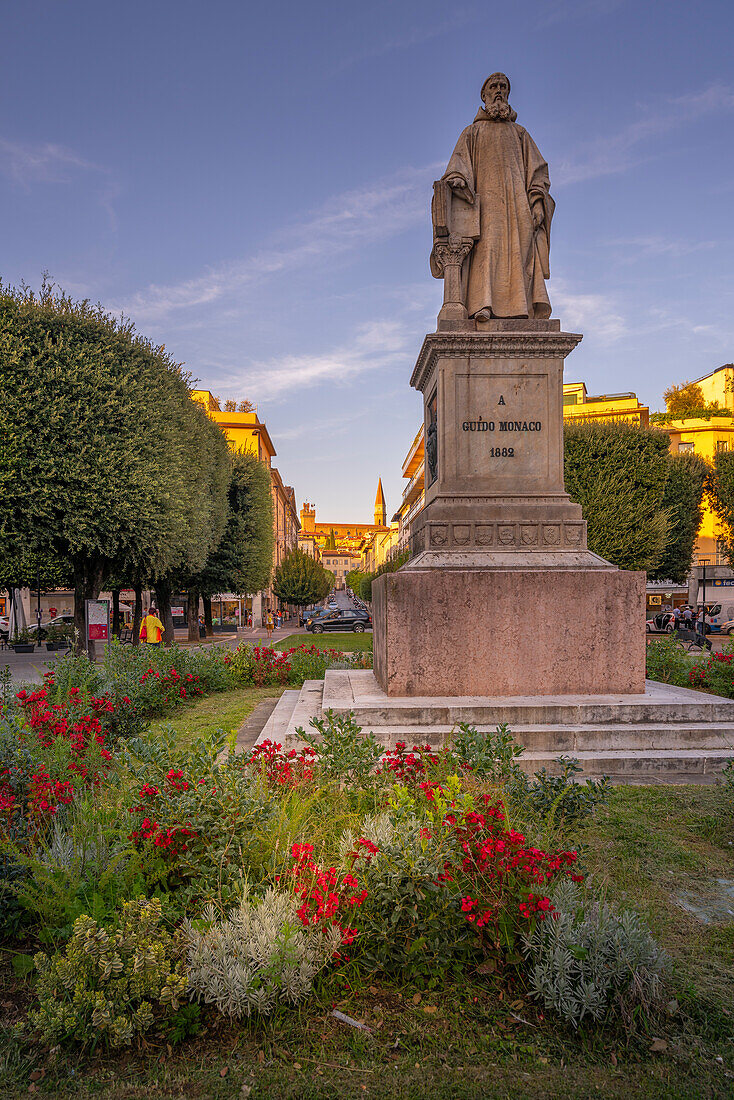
[699,557,711,636]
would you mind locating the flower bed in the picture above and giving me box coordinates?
[0,679,670,1052]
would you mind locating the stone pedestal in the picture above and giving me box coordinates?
[373,321,647,697]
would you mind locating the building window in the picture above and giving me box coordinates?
[717,440,729,454]
[717,539,728,565]
[563,392,579,406]
[678,442,694,453]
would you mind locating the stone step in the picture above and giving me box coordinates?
[516,747,732,783]
[256,689,301,745]
[256,681,325,747]
[338,722,734,753]
[322,670,734,726]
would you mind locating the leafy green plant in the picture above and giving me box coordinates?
[513,757,610,828]
[164,1003,201,1045]
[31,897,188,1047]
[340,812,475,985]
[447,722,525,783]
[645,634,691,685]
[299,710,382,787]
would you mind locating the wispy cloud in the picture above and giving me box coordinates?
[551,281,626,340]
[538,0,625,29]
[605,235,717,262]
[214,318,413,403]
[112,164,439,324]
[556,84,734,185]
[0,136,120,227]
[335,9,475,71]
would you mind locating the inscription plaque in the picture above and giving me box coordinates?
[454,370,550,488]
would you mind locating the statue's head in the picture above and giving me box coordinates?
[480,73,513,120]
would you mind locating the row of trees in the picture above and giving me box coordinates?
[0,281,274,652]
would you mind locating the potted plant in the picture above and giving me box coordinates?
[12,629,35,653]
[44,624,63,651]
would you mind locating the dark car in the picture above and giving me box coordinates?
[308,609,372,634]
[301,607,329,627]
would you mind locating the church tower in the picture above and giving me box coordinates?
[374,478,387,527]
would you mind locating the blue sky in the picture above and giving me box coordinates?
[3,0,734,522]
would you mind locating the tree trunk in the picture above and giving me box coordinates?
[203,595,214,637]
[187,587,200,643]
[72,556,105,659]
[112,588,121,637]
[132,581,143,646]
[155,578,175,647]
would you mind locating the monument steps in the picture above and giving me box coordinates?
[256,672,734,783]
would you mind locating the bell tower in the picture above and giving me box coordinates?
[374,478,386,527]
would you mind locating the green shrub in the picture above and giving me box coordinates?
[31,897,187,1047]
[645,635,691,686]
[522,879,667,1028]
[447,722,525,783]
[512,757,610,829]
[121,728,276,909]
[299,710,382,787]
[340,812,475,985]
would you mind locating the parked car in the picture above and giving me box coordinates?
[718,619,734,635]
[0,616,9,641]
[308,609,372,634]
[301,608,329,627]
[27,614,75,641]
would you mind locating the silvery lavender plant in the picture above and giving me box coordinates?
[184,886,342,1017]
[522,879,667,1028]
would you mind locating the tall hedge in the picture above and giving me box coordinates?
[649,451,709,583]
[706,451,734,565]
[563,421,672,571]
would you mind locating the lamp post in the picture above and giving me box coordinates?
[36,563,42,643]
[699,557,711,636]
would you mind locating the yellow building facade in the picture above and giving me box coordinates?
[191,390,300,623]
[562,382,649,426]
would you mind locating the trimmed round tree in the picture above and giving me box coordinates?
[272,548,331,609]
[0,282,229,653]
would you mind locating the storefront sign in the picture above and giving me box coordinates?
[710,579,734,587]
[86,599,110,642]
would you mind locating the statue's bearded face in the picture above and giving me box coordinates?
[482,74,512,120]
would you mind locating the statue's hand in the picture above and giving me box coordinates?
[532,201,544,230]
[445,174,473,202]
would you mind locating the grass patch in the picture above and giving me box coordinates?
[147,685,285,747]
[581,784,734,1020]
[275,632,373,652]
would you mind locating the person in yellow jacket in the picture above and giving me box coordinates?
[140,607,164,647]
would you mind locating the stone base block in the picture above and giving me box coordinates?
[372,566,645,697]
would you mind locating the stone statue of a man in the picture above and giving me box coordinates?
[431,72,554,322]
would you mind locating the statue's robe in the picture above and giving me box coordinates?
[442,109,554,319]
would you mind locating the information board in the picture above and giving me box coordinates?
[86,599,110,642]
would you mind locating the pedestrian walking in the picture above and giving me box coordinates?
[276,610,282,629]
[682,606,693,628]
[265,610,274,640]
[139,607,164,647]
